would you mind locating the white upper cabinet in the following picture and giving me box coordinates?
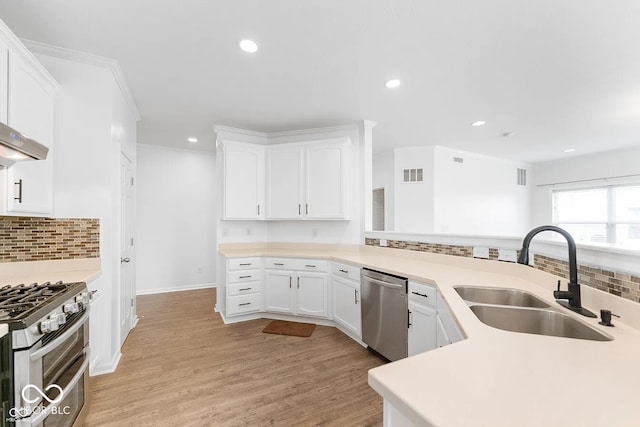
[3,38,56,215]
[305,141,347,219]
[223,137,350,221]
[223,143,265,219]
[266,145,304,219]
[0,38,8,124]
[264,138,349,220]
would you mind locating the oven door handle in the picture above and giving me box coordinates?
[29,357,89,426]
[30,311,89,361]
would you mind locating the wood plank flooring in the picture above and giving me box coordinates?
[84,288,385,426]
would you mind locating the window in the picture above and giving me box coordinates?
[552,184,640,248]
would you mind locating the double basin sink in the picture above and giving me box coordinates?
[454,286,612,342]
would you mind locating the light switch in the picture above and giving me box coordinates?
[473,247,490,259]
[498,249,518,262]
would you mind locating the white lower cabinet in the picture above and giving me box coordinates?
[265,267,328,318]
[332,275,361,338]
[226,257,263,316]
[408,301,437,356]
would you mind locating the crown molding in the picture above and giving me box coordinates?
[21,39,142,122]
[0,22,58,88]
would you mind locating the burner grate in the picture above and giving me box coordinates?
[0,281,77,321]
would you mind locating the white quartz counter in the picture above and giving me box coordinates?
[220,243,640,426]
[0,258,101,287]
[0,323,7,339]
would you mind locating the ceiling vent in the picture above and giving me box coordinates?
[403,168,423,183]
[453,157,464,163]
[517,168,527,186]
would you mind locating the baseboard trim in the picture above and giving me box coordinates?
[90,350,122,377]
[136,283,216,296]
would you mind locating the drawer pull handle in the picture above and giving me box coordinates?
[305,264,316,268]
[239,302,252,306]
[339,269,348,274]
[239,263,252,266]
[354,289,359,304]
[239,275,252,279]
[411,291,429,298]
[274,263,284,266]
[239,288,252,291]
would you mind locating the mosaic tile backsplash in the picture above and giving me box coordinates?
[0,216,100,262]
[365,238,640,304]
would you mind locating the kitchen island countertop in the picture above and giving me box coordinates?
[220,242,640,427]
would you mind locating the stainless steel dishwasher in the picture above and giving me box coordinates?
[361,268,408,361]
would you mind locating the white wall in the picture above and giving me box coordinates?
[532,145,640,226]
[373,150,394,231]
[35,53,136,375]
[433,146,530,236]
[393,146,435,233]
[136,144,217,294]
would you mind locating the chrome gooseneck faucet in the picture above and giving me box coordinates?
[517,225,596,318]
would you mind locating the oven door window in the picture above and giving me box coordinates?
[42,321,86,388]
[42,358,86,427]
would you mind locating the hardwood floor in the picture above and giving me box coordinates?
[84,288,385,426]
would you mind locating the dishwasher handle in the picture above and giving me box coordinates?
[363,276,405,290]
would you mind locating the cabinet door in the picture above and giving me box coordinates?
[305,142,347,219]
[6,51,54,215]
[266,145,303,219]
[0,38,8,124]
[408,302,437,356]
[332,276,361,338]
[265,270,295,314]
[223,144,264,219]
[436,314,451,348]
[296,272,328,318]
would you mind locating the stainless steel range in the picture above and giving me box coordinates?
[0,282,91,427]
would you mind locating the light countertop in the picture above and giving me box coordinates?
[220,242,640,426]
[0,258,101,287]
[0,323,7,339]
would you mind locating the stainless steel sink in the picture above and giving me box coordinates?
[454,286,550,308]
[469,305,612,341]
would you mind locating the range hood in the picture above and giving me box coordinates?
[0,121,49,168]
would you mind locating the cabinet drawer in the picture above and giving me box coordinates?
[228,257,262,270]
[331,262,361,282]
[227,293,262,315]
[409,281,437,308]
[228,269,262,283]
[228,282,263,296]
[291,259,328,272]
[265,257,295,269]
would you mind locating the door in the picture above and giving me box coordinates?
[265,270,294,313]
[408,302,437,356]
[120,155,135,345]
[266,145,303,219]
[305,142,347,219]
[296,272,328,318]
[333,276,361,337]
[223,144,264,219]
[6,51,54,214]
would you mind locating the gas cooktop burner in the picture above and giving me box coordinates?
[0,281,85,323]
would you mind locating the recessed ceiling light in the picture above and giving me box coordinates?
[564,148,576,153]
[239,39,258,53]
[385,79,401,89]
[187,137,198,143]
[471,120,486,127]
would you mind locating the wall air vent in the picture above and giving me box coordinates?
[517,168,527,186]
[453,157,464,163]
[403,168,423,183]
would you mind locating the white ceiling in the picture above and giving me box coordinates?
[1,0,639,163]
